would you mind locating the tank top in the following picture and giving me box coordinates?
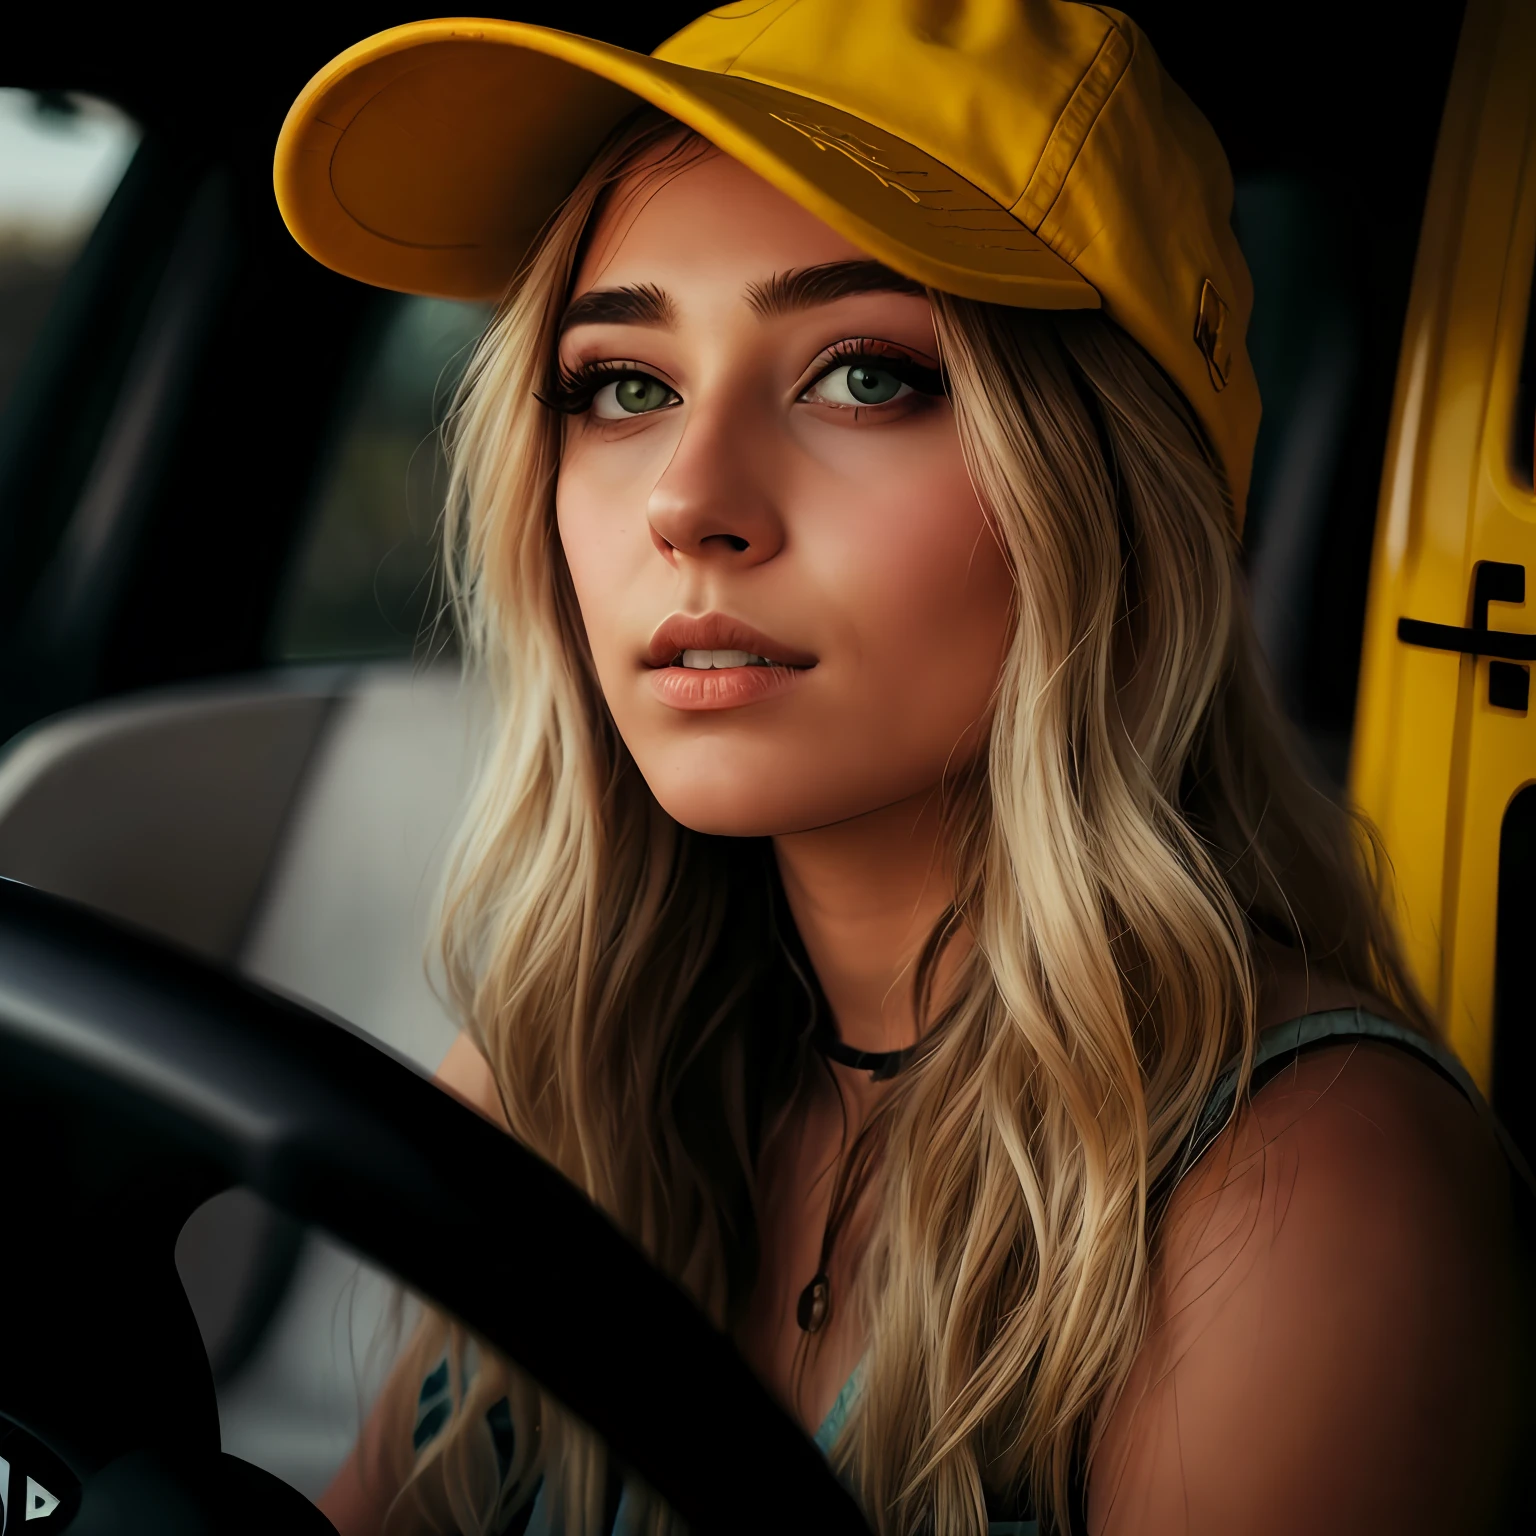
[414,1007,1520,1535]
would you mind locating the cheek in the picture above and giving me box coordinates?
[804,429,1013,745]
[554,452,653,680]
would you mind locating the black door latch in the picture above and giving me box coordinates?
[1397,561,1532,712]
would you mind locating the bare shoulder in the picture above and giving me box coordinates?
[433,1030,510,1131]
[1090,1039,1526,1535]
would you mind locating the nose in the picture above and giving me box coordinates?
[646,402,785,566]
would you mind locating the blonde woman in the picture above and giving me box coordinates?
[275,5,1528,1533]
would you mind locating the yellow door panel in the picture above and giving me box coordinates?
[1350,0,1536,1090]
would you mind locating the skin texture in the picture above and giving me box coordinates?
[1092,1040,1521,1535]
[317,148,1524,1535]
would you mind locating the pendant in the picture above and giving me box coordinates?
[796,1271,830,1332]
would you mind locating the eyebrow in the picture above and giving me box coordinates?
[558,281,675,337]
[745,258,925,317]
[556,259,926,337]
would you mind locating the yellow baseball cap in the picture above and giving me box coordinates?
[274,1,1260,519]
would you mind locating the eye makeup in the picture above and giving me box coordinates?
[537,359,681,417]
[797,337,946,401]
[539,336,946,419]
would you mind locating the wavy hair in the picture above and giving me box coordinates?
[366,110,1431,1536]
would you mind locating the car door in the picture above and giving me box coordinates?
[1350,0,1536,1155]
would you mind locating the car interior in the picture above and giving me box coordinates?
[3,0,1530,1529]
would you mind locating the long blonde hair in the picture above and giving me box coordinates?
[370,111,1431,1536]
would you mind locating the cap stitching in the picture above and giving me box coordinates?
[1031,31,1140,269]
[1010,17,1132,232]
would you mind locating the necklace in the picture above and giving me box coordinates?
[814,1033,914,1081]
[796,1028,914,1332]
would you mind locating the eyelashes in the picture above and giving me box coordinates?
[535,359,669,417]
[811,338,946,399]
[536,338,946,417]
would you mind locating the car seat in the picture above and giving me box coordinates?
[0,661,485,1496]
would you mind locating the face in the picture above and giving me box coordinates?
[553,145,1015,837]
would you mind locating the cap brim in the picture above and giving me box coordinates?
[274,18,1100,309]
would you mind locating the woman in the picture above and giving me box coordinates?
[275,4,1527,1533]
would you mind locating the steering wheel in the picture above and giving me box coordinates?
[0,878,870,1535]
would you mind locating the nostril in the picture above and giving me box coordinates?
[674,531,754,555]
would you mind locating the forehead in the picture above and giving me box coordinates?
[572,143,873,300]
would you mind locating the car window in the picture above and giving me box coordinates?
[270,296,493,662]
[1232,171,1362,765]
[0,89,139,421]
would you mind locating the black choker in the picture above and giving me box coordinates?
[813,1029,914,1082]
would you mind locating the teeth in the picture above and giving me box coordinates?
[680,649,770,669]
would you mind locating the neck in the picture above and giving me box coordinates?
[774,786,960,1057]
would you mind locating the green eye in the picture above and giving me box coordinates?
[845,364,902,404]
[809,361,914,409]
[593,374,674,418]
[616,376,670,412]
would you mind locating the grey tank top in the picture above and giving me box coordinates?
[1175,1006,1526,1189]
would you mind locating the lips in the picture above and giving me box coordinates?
[644,613,817,670]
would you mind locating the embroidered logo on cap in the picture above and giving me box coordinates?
[769,112,928,204]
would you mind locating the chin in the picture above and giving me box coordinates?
[625,736,818,837]
[635,757,824,837]
[636,757,922,839]
[646,782,820,839]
